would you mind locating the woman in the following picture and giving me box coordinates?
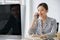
[28,3,57,38]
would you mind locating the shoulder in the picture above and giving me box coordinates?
[48,17,56,22]
[47,17,57,24]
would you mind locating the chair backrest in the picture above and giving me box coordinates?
[56,22,59,32]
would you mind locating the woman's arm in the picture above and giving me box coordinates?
[30,12,39,29]
[30,18,36,29]
[28,13,38,35]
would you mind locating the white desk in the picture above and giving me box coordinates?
[0,35,21,40]
[23,36,60,40]
[0,35,59,40]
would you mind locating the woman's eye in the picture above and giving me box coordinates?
[41,9,44,11]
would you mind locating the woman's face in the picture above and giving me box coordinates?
[37,6,48,18]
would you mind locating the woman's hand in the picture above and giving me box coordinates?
[34,12,39,17]
[32,34,39,37]
[30,34,47,39]
[34,12,39,21]
[40,34,47,39]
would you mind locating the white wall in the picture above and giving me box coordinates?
[24,0,30,37]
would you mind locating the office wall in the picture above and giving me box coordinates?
[0,0,21,4]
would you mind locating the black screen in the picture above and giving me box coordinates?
[0,4,21,35]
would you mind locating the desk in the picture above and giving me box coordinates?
[0,35,59,40]
[0,35,21,40]
[24,36,60,40]
[23,32,60,40]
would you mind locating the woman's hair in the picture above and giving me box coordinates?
[37,3,48,10]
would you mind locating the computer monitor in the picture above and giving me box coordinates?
[0,4,21,35]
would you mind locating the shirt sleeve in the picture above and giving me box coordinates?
[28,20,38,35]
[45,19,57,38]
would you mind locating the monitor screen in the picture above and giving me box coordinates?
[0,4,21,35]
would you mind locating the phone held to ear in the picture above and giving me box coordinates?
[36,13,39,18]
[36,13,42,20]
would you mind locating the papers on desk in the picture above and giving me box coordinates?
[24,35,60,40]
[24,37,60,40]
[24,36,43,40]
[56,32,60,38]
[24,34,60,40]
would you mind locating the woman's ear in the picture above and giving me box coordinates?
[46,10,48,12]
[46,10,48,14]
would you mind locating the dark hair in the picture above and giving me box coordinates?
[37,3,48,10]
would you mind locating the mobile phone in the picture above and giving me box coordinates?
[37,13,39,18]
